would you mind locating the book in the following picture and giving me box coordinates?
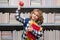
[0,31,1,40]
[30,20,42,31]
[30,0,42,7]
[55,15,60,20]
[13,30,16,40]
[47,13,52,23]
[13,30,19,40]
[55,13,60,20]
[43,12,48,23]
[46,30,49,40]
[55,30,59,40]
[2,13,9,24]
[45,0,51,7]
[9,13,21,25]
[1,31,13,40]
[0,0,8,6]
[53,30,55,40]
[17,30,23,40]
[26,20,42,40]
[55,13,60,23]
[0,12,2,24]
[55,19,60,23]
[49,0,56,7]
[0,0,8,3]
[59,30,60,40]
[17,31,20,40]
[56,0,60,7]
[47,13,55,23]
[49,30,53,40]
[51,13,55,23]
[44,30,46,40]
[9,0,19,6]
[42,0,46,6]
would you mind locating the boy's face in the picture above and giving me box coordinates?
[31,11,39,21]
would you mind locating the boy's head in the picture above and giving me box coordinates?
[30,9,44,24]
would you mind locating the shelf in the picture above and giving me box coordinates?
[0,24,23,31]
[0,23,60,26]
[0,8,60,13]
[0,24,23,26]
[0,6,60,8]
[0,23,60,30]
[42,23,60,26]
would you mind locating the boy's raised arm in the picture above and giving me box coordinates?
[15,6,25,24]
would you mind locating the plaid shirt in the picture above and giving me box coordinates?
[15,9,43,40]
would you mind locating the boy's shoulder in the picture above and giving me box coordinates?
[24,18,30,27]
[25,18,30,22]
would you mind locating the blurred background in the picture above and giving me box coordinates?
[0,0,60,40]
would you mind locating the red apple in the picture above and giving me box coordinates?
[19,1,24,6]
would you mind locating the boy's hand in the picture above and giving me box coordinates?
[28,27,33,31]
[18,5,22,10]
[17,2,23,10]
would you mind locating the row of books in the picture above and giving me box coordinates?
[0,12,30,25]
[0,12,9,24]
[55,13,60,23]
[43,13,60,24]
[0,0,60,7]
[0,30,23,40]
[0,31,12,40]
[0,12,60,24]
[0,30,60,40]
[44,30,60,40]
[0,0,8,6]
[10,13,21,25]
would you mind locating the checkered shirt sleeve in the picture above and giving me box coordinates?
[22,22,30,40]
[32,29,43,38]
[15,9,25,24]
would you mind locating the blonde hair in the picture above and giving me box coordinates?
[30,9,44,24]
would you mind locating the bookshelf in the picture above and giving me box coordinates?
[0,0,60,40]
[0,0,60,31]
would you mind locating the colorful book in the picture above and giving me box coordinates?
[30,20,42,31]
[26,20,42,40]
